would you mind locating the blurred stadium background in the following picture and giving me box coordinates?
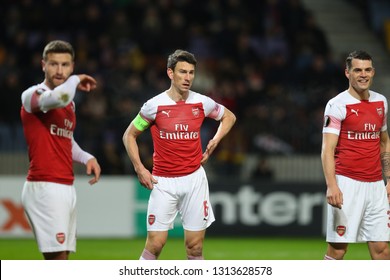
[1,0,390,259]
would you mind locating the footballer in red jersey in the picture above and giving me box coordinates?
[321,50,390,260]
[21,40,101,260]
[123,49,236,260]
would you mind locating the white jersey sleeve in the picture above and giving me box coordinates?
[72,138,94,164]
[382,95,388,132]
[323,91,357,135]
[21,75,80,113]
[201,94,225,121]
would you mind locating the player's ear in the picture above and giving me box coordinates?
[41,60,46,72]
[70,61,75,74]
[344,68,349,79]
[167,68,174,80]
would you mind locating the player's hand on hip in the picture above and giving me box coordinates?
[137,169,157,190]
[201,139,218,164]
[77,74,97,92]
[86,157,101,185]
[201,149,210,164]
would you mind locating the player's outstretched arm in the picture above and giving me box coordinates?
[22,75,97,113]
[76,74,97,92]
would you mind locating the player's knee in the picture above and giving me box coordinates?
[185,239,203,256]
[150,241,165,253]
[369,243,390,260]
[186,245,203,257]
[146,236,166,256]
[327,243,347,260]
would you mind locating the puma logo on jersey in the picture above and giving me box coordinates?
[162,110,170,117]
[351,109,359,116]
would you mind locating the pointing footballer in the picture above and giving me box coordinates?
[21,40,101,260]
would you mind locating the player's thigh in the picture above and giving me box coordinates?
[327,176,366,242]
[147,183,178,230]
[180,167,215,231]
[22,181,76,251]
[362,182,390,241]
[22,181,76,225]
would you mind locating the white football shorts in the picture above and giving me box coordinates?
[326,175,390,243]
[21,181,77,253]
[146,166,215,231]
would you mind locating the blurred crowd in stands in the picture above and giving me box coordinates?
[1,0,387,178]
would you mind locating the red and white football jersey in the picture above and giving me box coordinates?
[323,90,388,182]
[140,90,225,177]
[21,83,76,185]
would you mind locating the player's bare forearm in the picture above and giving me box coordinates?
[123,131,143,173]
[212,108,236,143]
[323,151,343,209]
[321,133,343,208]
[380,131,390,179]
[203,110,235,162]
[381,152,390,180]
[386,183,390,203]
[123,123,156,189]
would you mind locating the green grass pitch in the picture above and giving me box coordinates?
[0,237,371,260]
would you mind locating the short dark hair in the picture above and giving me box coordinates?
[167,49,197,70]
[346,50,373,70]
[42,40,75,61]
